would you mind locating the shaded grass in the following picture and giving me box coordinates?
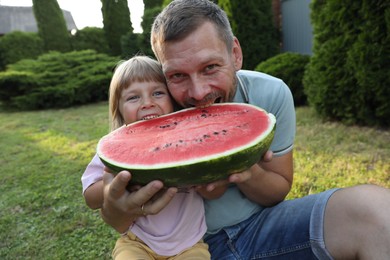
[0,103,389,259]
[0,102,115,259]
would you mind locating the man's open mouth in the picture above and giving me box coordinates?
[193,97,223,108]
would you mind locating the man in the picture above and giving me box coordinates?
[101,0,390,258]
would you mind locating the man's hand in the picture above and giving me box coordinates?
[100,170,177,233]
[229,150,273,183]
[196,181,229,199]
[198,151,275,196]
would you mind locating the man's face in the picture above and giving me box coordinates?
[157,22,243,108]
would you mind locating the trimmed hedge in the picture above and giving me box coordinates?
[255,52,310,106]
[0,50,118,110]
[0,31,44,71]
[303,0,389,127]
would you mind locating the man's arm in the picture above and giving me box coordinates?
[230,151,293,206]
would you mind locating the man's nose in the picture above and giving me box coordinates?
[188,76,211,100]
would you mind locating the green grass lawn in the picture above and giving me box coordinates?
[1,102,389,259]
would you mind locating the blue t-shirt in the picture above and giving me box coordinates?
[204,70,296,236]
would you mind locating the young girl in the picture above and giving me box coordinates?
[81,56,224,259]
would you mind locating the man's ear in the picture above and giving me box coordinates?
[232,37,243,70]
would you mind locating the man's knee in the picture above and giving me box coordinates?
[324,184,390,259]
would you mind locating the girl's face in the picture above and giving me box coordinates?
[119,81,174,124]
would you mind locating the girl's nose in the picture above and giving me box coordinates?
[141,97,155,109]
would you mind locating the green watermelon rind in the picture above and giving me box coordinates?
[98,117,276,187]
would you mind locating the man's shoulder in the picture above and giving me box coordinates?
[237,69,284,84]
[236,70,288,100]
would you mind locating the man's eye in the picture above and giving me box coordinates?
[167,73,186,84]
[205,64,217,72]
[171,73,184,79]
[126,96,139,102]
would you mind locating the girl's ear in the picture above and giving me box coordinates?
[232,37,243,71]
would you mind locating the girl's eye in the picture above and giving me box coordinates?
[153,91,166,97]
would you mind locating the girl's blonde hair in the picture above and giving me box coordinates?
[109,56,167,131]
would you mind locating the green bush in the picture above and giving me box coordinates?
[0,31,44,71]
[71,27,110,54]
[255,52,310,106]
[0,71,40,103]
[0,50,118,110]
[303,0,389,127]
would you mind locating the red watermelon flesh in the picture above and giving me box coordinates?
[97,103,276,186]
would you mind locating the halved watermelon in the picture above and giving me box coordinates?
[97,103,276,187]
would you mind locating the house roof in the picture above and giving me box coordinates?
[0,5,77,35]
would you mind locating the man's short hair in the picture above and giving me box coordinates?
[151,0,234,59]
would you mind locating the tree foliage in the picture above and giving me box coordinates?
[144,0,164,9]
[139,6,163,57]
[304,0,389,126]
[162,0,172,8]
[218,0,279,70]
[32,0,72,52]
[101,0,133,56]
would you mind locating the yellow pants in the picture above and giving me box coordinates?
[112,231,210,260]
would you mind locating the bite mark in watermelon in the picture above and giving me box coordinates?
[97,103,276,187]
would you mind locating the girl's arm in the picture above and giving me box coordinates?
[84,180,104,209]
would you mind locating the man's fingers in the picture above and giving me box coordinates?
[229,170,251,183]
[262,150,273,162]
[204,179,229,192]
